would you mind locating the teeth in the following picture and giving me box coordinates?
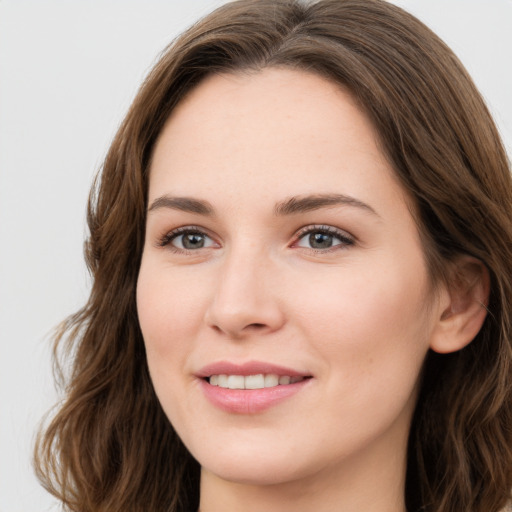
[264,374,279,387]
[227,375,244,389]
[208,373,305,389]
[245,374,265,389]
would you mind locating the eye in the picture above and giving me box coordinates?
[294,225,354,251]
[159,227,217,251]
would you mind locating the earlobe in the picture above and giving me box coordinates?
[429,256,490,354]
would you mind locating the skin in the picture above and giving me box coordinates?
[136,68,483,512]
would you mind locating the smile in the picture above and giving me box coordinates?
[197,362,313,414]
[208,374,306,389]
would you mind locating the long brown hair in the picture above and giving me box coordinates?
[35,1,512,511]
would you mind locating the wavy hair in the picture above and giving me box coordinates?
[35,1,512,511]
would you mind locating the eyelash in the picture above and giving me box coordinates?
[293,225,355,252]
[157,224,355,253]
[157,226,212,252]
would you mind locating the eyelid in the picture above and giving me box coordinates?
[291,224,355,249]
[156,225,219,251]
[154,223,354,253]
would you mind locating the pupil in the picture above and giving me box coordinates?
[183,233,204,249]
[309,232,332,249]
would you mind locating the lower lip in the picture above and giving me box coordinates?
[199,378,311,414]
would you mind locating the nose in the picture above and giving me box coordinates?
[204,248,285,339]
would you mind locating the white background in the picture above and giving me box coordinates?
[1,1,511,511]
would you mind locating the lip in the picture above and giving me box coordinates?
[196,360,312,414]
[196,360,309,378]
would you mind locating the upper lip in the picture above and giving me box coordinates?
[196,360,311,378]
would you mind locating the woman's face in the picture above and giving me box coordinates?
[137,68,443,488]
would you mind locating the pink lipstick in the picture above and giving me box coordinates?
[197,361,312,414]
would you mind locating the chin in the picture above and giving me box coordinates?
[201,457,308,487]
[191,433,326,487]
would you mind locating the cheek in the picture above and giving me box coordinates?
[291,253,433,392]
[284,263,432,451]
[136,260,207,425]
[136,259,206,401]
[137,259,206,349]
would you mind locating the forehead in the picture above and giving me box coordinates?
[148,67,406,216]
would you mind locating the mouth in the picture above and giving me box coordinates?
[206,374,309,389]
[197,361,313,414]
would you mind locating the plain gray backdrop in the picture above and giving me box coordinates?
[1,1,511,511]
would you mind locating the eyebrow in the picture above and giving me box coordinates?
[148,196,214,215]
[274,194,378,217]
[147,193,378,217]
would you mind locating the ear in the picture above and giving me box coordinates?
[429,255,490,354]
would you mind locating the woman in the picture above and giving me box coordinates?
[35,1,512,511]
